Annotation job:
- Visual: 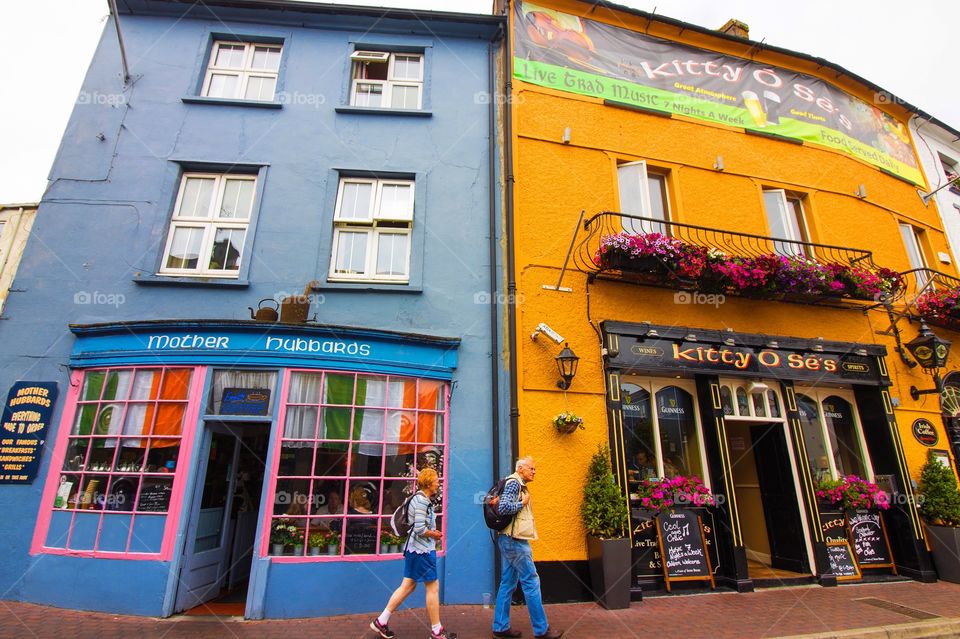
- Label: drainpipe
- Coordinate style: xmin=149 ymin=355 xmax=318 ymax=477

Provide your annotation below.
xmin=107 ymin=0 xmax=132 ymax=84
xmin=503 ymin=0 xmax=520 ymax=464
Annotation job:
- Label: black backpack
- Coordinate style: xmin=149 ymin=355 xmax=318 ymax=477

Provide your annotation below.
xmin=482 ymin=477 xmax=520 ymax=531
xmin=390 ymin=491 xmax=421 ymax=538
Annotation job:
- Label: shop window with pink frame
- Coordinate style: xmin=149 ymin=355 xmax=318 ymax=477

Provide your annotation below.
xmin=42 ymin=367 xmax=195 ymax=555
xmin=269 ymin=370 xmax=447 ymax=558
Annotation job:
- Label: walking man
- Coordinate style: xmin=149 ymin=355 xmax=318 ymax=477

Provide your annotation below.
xmin=371 ymin=467 xmax=456 ymax=639
xmin=492 ymin=456 xmax=562 ymax=639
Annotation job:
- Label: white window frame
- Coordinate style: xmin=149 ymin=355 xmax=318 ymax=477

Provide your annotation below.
xmin=763 ymin=189 xmax=810 ymax=258
xmin=201 ymin=41 xmax=282 ymax=101
xmin=349 ymin=51 xmax=423 ymax=110
xmin=329 ymin=177 xmax=414 ymax=283
xmin=718 ymin=381 xmax=785 ymax=422
xmin=620 ymin=376 xmax=710 ymax=487
xmin=794 ymin=387 xmax=874 ymax=482
xmin=617 ymin=161 xmax=670 ymax=235
xmin=159 ymin=173 xmax=256 ymax=278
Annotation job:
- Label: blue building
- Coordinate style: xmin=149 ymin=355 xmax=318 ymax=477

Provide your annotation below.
xmin=0 ymin=0 xmax=504 ymax=619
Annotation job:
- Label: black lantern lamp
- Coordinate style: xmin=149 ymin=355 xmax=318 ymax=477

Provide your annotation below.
xmin=906 ymin=321 xmax=952 ymax=400
xmin=555 ymin=343 xmax=579 ymax=390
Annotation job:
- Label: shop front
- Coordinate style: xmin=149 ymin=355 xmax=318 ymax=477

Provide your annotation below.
xmin=26 ymin=320 xmax=462 ymax=618
xmin=601 ymin=320 xmax=936 ymax=594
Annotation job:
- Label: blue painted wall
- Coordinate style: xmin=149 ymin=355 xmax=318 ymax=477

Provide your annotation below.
xmin=0 ymin=2 xmax=502 ymax=618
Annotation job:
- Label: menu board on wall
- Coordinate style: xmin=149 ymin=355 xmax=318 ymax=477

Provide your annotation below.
xmin=0 ymin=382 xmax=59 ymax=483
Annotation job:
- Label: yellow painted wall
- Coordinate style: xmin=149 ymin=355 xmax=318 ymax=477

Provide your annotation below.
xmin=507 ymin=0 xmax=960 ymax=563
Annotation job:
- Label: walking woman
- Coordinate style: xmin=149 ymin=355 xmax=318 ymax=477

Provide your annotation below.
xmin=371 ymin=467 xmax=456 ymax=639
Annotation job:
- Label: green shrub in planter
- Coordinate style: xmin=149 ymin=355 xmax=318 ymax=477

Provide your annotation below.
xmin=581 ymin=445 xmax=631 ymax=609
xmin=918 ymin=450 xmax=960 ymax=583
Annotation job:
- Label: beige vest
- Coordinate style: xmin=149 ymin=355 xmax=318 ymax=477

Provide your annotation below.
xmin=504 ymin=472 xmax=538 ymax=541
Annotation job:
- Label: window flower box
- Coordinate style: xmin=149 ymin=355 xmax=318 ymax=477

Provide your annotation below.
xmin=916 ymin=288 xmax=960 ymax=330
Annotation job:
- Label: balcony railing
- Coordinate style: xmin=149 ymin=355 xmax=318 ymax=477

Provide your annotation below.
xmin=571 ymin=211 xmax=900 ymax=306
xmin=902 ymin=268 xmax=960 ymax=330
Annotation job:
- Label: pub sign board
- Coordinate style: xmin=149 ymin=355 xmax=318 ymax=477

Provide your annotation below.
xmin=221 ymin=388 xmax=272 ymax=416
xmin=612 ymin=339 xmax=882 ymax=385
xmin=0 ymin=382 xmax=59 ymax=483
xmin=912 ymin=418 xmax=939 ymax=447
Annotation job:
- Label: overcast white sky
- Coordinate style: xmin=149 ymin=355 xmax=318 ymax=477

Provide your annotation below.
xmin=1 ymin=0 xmax=958 ymax=203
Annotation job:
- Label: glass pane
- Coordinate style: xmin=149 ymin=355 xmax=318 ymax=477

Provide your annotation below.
xmin=79 ymin=474 xmax=109 ymax=511
xmin=288 ymin=372 xmax=322 ymax=404
xmin=219 ymin=179 xmax=255 ymax=219
xmin=178 ymin=177 xmax=216 ymax=217
xmin=87 ymin=443 xmax=115 ymax=471
xmin=278 ymin=441 xmax=316 ymax=476
xmin=152 ymin=403 xmax=185 ymax=436
xmin=145 ymin=439 xmax=180 ymax=473
xmin=354 ymin=59 xmax=388 ymax=80
xmin=384 ymin=449 xmax=416 ymax=478
xmin=121 ymin=402 xmax=151 ymax=443
xmin=751 ymin=392 xmax=767 ymax=417
xmin=105 ymin=475 xmax=139 ymax=512
xmin=343 ymin=516 xmax=378 ymax=555
xmin=822 ymin=396 xmax=866 ymax=478
xmin=900 ymin=223 xmax=926 ymax=271
xmin=797 ymin=394 xmax=831 ymax=482
xmin=736 ymin=387 xmax=749 ymax=415
xmin=81 ymin=371 xmax=106 ymax=401
xmin=161 ymin=369 xmax=191 ymax=400
xmin=102 ymin=370 xmax=133 ymax=401
xmin=207 ymin=73 xmax=239 ymax=98
xmin=53 ymin=474 xmax=81 ymax=508
xmin=165 ymin=226 xmax=204 ymax=269
xmin=764 ymin=190 xmax=803 ymax=257
xmin=251 ymin=46 xmax=281 ymax=71
xmin=375 ymin=233 xmax=408 ymax=276
xmin=719 ymin=386 xmax=734 ymax=416
xmin=381 ymin=479 xmax=412 ymax=514
xmin=63 ymin=439 xmax=91 ymax=471
xmin=325 ymin=374 xmax=355 ymax=405
xmin=72 ymin=404 xmax=99 ymax=436
xmin=655 ymin=386 xmax=702 ymax=479
xmin=274 ymin=478 xmax=311 ymax=516
xmin=646 ymin=173 xmax=668 ymax=222
xmin=311 ymin=479 xmax=346 ymax=516
xmin=617 ymin=163 xmax=646 ymax=217
xmin=244 ymin=75 xmax=276 ymax=101
xmin=339 ymin=182 xmax=374 ymax=220
xmin=92 ymin=403 xmax=123 ymax=437
xmin=334 ymin=232 xmax=368 ymax=275
xmin=313 ymin=448 xmax=347 ymax=477
xmin=390 ymin=84 xmax=419 ymax=109
xmin=351 ymin=443 xmax=383 ymax=476
xmin=284 ymin=406 xmax=319 ymax=439
xmin=136 ymin=478 xmax=173 ymax=512
xmin=114 ymin=442 xmax=145 ymax=472
xmin=322 ymin=407 xmax=355 ymax=441
xmin=378 ymin=183 xmax=413 ymax=219
xmin=768 ymin=392 xmax=781 ymax=418
xmin=353 ymin=82 xmax=383 ymax=107
xmin=208 ymin=227 xmax=245 ymax=271
xmin=209 ymin=369 xmax=277 ymax=414
xmin=620 ymin=383 xmax=657 ymax=487
xmin=214 ymin=43 xmax=245 ymax=68
xmin=392 ymin=55 xmax=421 ymax=80
xmin=130 ymin=369 xmax=160 ymax=400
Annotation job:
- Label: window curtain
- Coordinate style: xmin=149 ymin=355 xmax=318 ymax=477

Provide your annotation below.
xmin=210 ymin=369 xmax=276 ymax=414
xmin=285 ymin=372 xmax=322 ymax=446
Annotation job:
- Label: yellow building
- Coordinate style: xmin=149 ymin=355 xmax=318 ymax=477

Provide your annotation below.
xmin=498 ymin=0 xmax=959 ymax=599
xmin=0 ymin=204 xmax=38 ymax=316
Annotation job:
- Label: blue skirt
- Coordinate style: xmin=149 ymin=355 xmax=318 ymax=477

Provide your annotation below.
xmin=403 ymin=550 xmax=438 ymax=582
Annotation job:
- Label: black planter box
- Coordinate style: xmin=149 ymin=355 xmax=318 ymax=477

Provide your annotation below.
xmin=926 ymin=524 xmax=960 ymax=583
xmin=587 ymin=536 xmax=632 ymax=609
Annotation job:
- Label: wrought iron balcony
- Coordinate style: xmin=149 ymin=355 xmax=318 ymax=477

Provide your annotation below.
xmin=570 ymin=211 xmax=901 ymax=306
xmin=901 ymin=268 xmax=960 ymax=330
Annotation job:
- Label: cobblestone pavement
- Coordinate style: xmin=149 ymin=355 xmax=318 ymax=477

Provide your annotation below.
xmin=4 ymin=581 xmax=960 ymax=639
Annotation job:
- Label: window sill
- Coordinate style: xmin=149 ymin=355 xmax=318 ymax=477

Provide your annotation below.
xmin=334 ymin=106 xmax=432 ymax=118
xmin=318 ymin=280 xmax=422 ymax=293
xmin=134 ymin=274 xmax=250 ymax=288
xmin=182 ymin=96 xmax=283 ymax=109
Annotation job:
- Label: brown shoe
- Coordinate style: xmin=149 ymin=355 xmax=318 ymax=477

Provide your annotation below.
xmin=534 ymin=630 xmax=563 ymax=639
xmin=493 ymin=630 xmax=522 ymax=638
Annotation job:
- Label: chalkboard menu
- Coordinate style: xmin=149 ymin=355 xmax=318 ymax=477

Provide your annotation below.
xmin=220 ymin=388 xmax=271 ymax=416
xmin=818 ymin=510 xmax=848 ymax=544
xmin=344 ymin=521 xmax=378 ymax=554
xmin=655 ymin=509 xmax=715 ymax=591
xmin=138 ymin=481 xmax=173 ymax=512
xmin=631 ymin=507 xmax=719 ymax=583
xmin=0 ymin=382 xmax=59 ymax=483
xmin=826 ymin=542 xmax=860 ymax=580
xmin=847 ymin=509 xmax=896 ymax=571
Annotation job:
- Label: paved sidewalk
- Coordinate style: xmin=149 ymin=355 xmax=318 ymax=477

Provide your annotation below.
xmin=4 ymin=581 xmax=960 ymax=639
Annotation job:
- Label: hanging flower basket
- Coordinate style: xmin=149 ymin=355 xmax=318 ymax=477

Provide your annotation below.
xmin=553 ymin=412 xmax=584 ymax=434
xmin=815 ymin=475 xmax=890 ymax=511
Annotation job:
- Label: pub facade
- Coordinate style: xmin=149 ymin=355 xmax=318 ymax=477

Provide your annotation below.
xmin=498 ymin=0 xmax=958 ymax=599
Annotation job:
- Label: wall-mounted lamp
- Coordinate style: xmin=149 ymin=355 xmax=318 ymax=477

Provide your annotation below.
xmin=855 ymin=184 xmax=867 ymax=199
xmin=684 ymin=333 xmax=698 ymax=342
xmin=747 ymin=381 xmax=770 ymax=393
xmin=723 ymin=337 xmax=736 ymax=346
xmin=713 ymin=155 xmax=725 ymax=171
xmin=811 ymin=337 xmax=825 ymax=352
xmin=765 ymin=340 xmax=779 ymax=349
xmin=556 ymin=343 xmax=580 ymax=390
xmin=646 ymin=328 xmax=659 ymax=337
xmin=906 ymin=321 xmax=952 ymax=400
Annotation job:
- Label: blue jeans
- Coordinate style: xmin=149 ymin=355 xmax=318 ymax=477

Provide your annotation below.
xmin=493 ymin=534 xmax=548 ymax=635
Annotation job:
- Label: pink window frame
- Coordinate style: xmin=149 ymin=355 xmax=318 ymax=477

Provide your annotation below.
xmin=30 ymin=366 xmax=206 ymax=560
xmin=262 ymin=368 xmax=451 ymax=562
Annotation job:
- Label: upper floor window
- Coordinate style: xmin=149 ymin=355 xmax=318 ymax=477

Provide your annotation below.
xmin=329 ymin=177 xmax=413 ymax=283
xmin=763 ymin=189 xmax=809 ymax=257
xmin=617 ymin=161 xmax=670 ymax=234
xmin=159 ymin=173 xmax=256 ymax=278
xmin=900 ymin=222 xmax=927 ymax=271
xmin=939 ymin=153 xmax=960 ymax=194
xmin=350 ymin=51 xmax=423 ymax=109
xmin=202 ymin=41 xmax=282 ymax=101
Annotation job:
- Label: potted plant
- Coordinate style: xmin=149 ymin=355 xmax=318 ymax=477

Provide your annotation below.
xmin=554 ymin=411 xmax=584 ymax=435
xmin=291 ymin=527 xmax=305 ymax=555
xmin=389 ymin=533 xmax=401 ymax=554
xmin=326 ymin=530 xmax=340 ymax=555
xmin=815 ymin=475 xmax=890 ymax=512
xmin=918 ymin=450 xmax=960 ymax=583
xmin=308 ymin=531 xmax=326 ymax=556
xmin=635 ymin=475 xmax=715 ymax=512
xmin=582 ymin=444 xmax=630 ymax=609
xmin=270 ymin=518 xmax=294 ymax=555
xmin=380 ymin=529 xmax=393 ymax=554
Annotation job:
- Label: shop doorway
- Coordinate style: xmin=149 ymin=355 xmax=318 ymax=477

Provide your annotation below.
xmin=174 ymin=422 xmax=269 ymax=615
xmin=725 ymin=419 xmax=811 ymax=581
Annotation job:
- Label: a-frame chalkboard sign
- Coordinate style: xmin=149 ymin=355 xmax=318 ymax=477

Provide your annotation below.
xmin=655 ymin=509 xmax=716 ymax=592
xmin=846 ymin=509 xmax=896 ymax=574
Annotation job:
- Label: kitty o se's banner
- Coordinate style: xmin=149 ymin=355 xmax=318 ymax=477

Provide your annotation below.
xmin=514 ymin=1 xmax=922 ymax=185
